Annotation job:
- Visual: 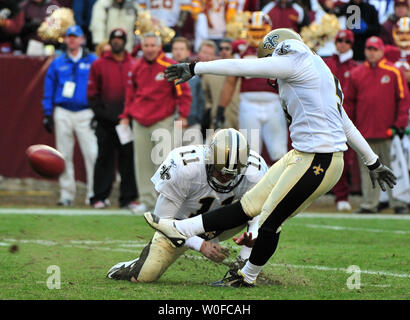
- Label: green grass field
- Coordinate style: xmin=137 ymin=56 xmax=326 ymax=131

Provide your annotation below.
xmin=0 ymin=209 xmax=409 ymax=300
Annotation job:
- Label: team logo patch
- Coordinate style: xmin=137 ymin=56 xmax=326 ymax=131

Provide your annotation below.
xmin=79 ymin=63 xmax=91 ymax=70
xmin=159 ymin=160 xmax=176 ymax=180
xmin=313 ymin=164 xmax=324 ymax=176
xmin=263 ymin=34 xmax=279 ymax=50
xmin=381 ymin=75 xmax=390 ymax=84
xmin=160 ymin=164 xmax=171 ymax=180
xmin=155 ymin=72 xmax=165 ymax=81
xmin=275 ymin=43 xmax=290 ymax=55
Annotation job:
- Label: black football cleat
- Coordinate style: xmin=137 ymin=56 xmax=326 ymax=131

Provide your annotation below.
xmin=106 ymin=258 xmax=139 ymax=281
xmin=210 ymin=269 xmax=255 ymax=288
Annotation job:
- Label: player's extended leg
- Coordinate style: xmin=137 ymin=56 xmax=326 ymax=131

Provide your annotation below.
xmin=144 ymin=152 xmax=291 ymax=246
xmin=237 ymin=151 xmax=344 ymax=285
xmin=107 ymin=232 xmax=187 ymax=282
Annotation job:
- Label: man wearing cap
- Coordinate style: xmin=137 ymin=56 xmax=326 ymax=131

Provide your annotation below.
xmin=119 ymin=32 xmax=192 ymax=212
xmin=324 ymin=29 xmax=359 ymax=212
xmin=344 ymin=36 xmax=410 ymax=214
xmin=87 ymin=28 xmax=144 ymax=212
xmin=380 ymin=0 xmax=409 ymax=46
xmin=42 ymin=25 xmax=98 ymax=206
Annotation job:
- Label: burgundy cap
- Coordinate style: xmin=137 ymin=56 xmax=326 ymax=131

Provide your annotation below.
xmin=365 ymin=36 xmax=384 ymax=50
xmin=395 ymin=0 xmax=408 ymax=7
xmin=335 ymin=29 xmax=354 ymax=43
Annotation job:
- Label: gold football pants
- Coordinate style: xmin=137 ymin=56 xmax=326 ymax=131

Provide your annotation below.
xmin=241 ymin=149 xmax=344 ymax=231
xmin=131 ymin=225 xmax=246 ymax=282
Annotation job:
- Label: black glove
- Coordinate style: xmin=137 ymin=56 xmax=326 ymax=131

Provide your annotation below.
xmin=213 ymin=106 xmax=225 ymax=129
xmin=164 ymin=62 xmax=196 ymax=85
xmin=368 ymin=160 xmax=397 ymax=192
xmin=43 ymin=115 xmax=53 ymax=134
xmin=390 ymin=126 xmax=405 ymax=139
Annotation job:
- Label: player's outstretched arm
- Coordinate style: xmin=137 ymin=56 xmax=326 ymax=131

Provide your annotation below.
xmin=165 ymin=56 xmax=295 ymax=84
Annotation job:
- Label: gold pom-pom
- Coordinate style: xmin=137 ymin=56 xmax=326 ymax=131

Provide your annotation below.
xmin=300 ymin=14 xmax=340 ymax=51
xmin=37 ymin=8 xmax=75 ymax=43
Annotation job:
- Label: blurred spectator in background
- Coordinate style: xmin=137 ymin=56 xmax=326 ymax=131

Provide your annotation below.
xmin=309 ymin=0 xmax=347 ymax=58
xmin=217 ymin=38 xmax=239 ymax=130
xmin=56 ymin=0 xmax=72 ymax=7
xmin=20 ymin=0 xmax=60 ymax=53
xmin=385 ymin=17 xmax=410 ymax=85
xmin=171 ymin=36 xmax=204 ymax=146
xmin=345 ymin=36 xmax=410 ymax=214
xmin=199 ymin=39 xmax=240 ymax=138
xmin=0 ymin=0 xmax=24 ymax=53
xmin=324 ymin=29 xmax=359 ymax=211
xmin=73 ymin=0 xmax=97 ymax=51
xmin=262 ymin=0 xmax=309 ymax=32
xmin=87 ymin=28 xmax=142 ymax=212
xmin=216 ymin=12 xmax=288 ymax=165
xmin=226 ymin=0 xmax=262 ymax=20
xmin=95 ymin=39 xmax=110 ymax=56
xmin=336 ymin=0 xmax=380 ymax=61
xmin=138 ymin=0 xmax=191 ymax=33
xmin=368 ymin=0 xmax=396 ymax=25
xmin=42 ymin=25 xmax=98 ymax=206
xmin=119 ymin=32 xmax=191 ymax=211
xmin=193 ymin=0 xmax=227 ymax=47
xmin=89 ymin=0 xmax=138 ymax=52
xmin=380 ymin=0 xmax=409 ymax=46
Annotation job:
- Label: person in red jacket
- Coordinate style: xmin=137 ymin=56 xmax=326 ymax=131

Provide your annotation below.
xmin=324 ymin=29 xmax=359 ymax=211
xmin=262 ymin=0 xmax=308 ymax=33
xmin=119 ymin=32 xmax=192 ymax=211
xmin=87 ymin=28 xmax=142 ymax=212
xmin=344 ymin=36 xmax=410 ymax=214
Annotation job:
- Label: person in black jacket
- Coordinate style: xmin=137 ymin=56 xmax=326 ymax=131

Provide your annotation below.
xmin=335 ymin=0 xmax=381 ymax=61
xmin=87 ymin=28 xmax=142 ymax=212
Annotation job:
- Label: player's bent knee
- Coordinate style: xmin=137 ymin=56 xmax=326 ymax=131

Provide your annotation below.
xmin=240 ymin=196 xmax=262 ymax=218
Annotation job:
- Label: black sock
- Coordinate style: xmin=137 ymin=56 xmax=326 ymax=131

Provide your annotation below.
xmin=202 ymin=201 xmax=251 ymax=232
xmin=249 ymin=230 xmax=281 ymax=266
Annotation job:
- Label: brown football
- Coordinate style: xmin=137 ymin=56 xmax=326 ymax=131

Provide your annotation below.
xmin=26 ymin=144 xmax=65 ymax=178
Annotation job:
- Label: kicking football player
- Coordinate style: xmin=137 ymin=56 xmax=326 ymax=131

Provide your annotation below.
xmin=107 ymin=128 xmax=268 ymax=283
xmin=144 ymin=28 xmax=398 ymax=287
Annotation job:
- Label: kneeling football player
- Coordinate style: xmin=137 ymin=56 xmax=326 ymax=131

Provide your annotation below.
xmin=106 ymin=128 xmax=268 ymax=283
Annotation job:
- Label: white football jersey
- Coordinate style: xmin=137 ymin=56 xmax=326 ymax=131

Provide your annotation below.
xmin=195 ymin=40 xmax=352 ymax=154
xmin=138 ymin=0 xmax=191 ymax=27
xmin=273 ymin=40 xmax=348 ymax=153
xmin=151 ymin=145 xmax=268 ymax=220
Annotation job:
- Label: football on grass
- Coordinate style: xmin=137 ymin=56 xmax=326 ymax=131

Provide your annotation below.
xmin=26 ymin=144 xmax=65 ymax=178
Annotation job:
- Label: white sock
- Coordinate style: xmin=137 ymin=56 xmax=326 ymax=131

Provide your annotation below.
xmin=175 ymin=215 xmax=205 ymax=238
xmin=240 ymin=261 xmax=263 ymax=284
xmin=238 ymin=246 xmax=252 ymax=261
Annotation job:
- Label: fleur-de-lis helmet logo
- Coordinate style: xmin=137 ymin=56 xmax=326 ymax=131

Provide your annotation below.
xmin=263 ymin=34 xmax=279 ymax=50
